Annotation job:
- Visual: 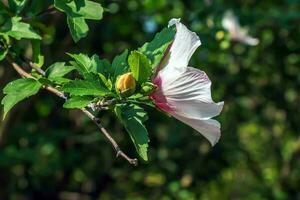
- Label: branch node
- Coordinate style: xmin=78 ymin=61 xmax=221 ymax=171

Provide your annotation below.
xmin=131 ymin=158 xmax=138 ymax=166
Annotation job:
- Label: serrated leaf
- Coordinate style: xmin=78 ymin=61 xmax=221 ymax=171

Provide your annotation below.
xmin=1 ymin=78 xmax=42 ymax=119
xmin=62 ymin=79 xmax=111 ymax=96
xmin=63 ymin=96 xmax=94 ymax=109
xmin=46 ymin=62 xmax=75 ymax=79
xmin=49 ymin=77 xmax=72 ymax=84
xmin=2 ymin=17 xmax=41 ymax=40
xmin=90 ymin=54 xmax=110 ymax=76
xmin=67 ymin=53 xmax=99 ymax=79
xmin=110 ymin=49 xmax=129 ymax=83
xmin=128 ymin=50 xmax=152 ymax=84
xmin=54 ymin=0 xmax=103 ymax=20
xmin=67 ymin=16 xmax=89 ymax=43
xmin=99 ymin=73 xmax=112 ymax=90
xmin=115 ymin=103 xmax=149 ymax=161
xmin=8 ymin=0 xmax=28 ymax=14
xmin=140 ymin=27 xmax=175 ymax=69
xmin=32 ymin=40 xmax=44 ymax=67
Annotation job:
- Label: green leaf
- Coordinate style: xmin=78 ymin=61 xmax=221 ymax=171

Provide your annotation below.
xmin=128 ymin=50 xmax=152 ymax=84
xmin=49 ymin=77 xmax=71 ymax=84
xmin=0 ymin=33 xmax=10 ymax=61
xmin=32 ymin=40 xmax=44 ymax=67
xmin=67 ymin=53 xmax=99 ymax=79
xmin=8 ymin=0 xmax=28 ymax=14
xmin=46 ymin=62 xmax=75 ymax=78
xmin=54 ymin=0 xmax=103 ymax=20
xmin=68 ymin=53 xmax=110 ymax=75
xmin=37 ymin=77 xmax=53 ymax=86
xmin=2 ymin=17 xmax=42 ymax=40
xmin=90 ymin=54 xmax=110 ymax=76
xmin=110 ymin=49 xmax=129 ymax=83
xmin=62 ymin=79 xmax=111 ymax=96
xmin=67 ymin=16 xmax=89 ymax=43
xmin=115 ymin=103 xmax=149 ymax=161
xmin=1 ymin=78 xmax=42 ymax=119
xmin=139 ymin=27 xmax=175 ymax=69
xmin=45 ymin=62 xmax=75 ymax=84
xmin=63 ymin=96 xmax=94 ymax=109
xmin=98 ymin=73 xmax=112 ymax=90
xmin=54 ymin=0 xmax=103 ymax=42
xmin=0 ymin=48 xmax=8 ymax=61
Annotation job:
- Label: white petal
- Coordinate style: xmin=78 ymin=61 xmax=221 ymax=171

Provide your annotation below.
xmin=222 ymin=11 xmax=259 ymax=46
xmin=169 ymin=99 xmax=223 ymax=120
xmin=168 ymin=18 xmax=181 ymax=27
xmin=173 ymin=115 xmax=221 ymax=146
xmin=240 ymin=35 xmax=259 ymax=46
xmin=222 ymin=10 xmax=240 ymax=34
xmin=160 ymin=19 xmax=201 ymax=77
xmin=161 ymin=67 xmax=223 ymax=119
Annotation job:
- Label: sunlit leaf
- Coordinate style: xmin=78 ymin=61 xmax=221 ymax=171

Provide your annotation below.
xmin=63 ymin=96 xmax=94 ymax=109
xmin=2 ymin=17 xmax=41 ymax=40
xmin=140 ymin=27 xmax=175 ymax=69
xmin=67 ymin=16 xmax=89 ymax=43
xmin=110 ymin=49 xmax=129 ymax=83
xmin=128 ymin=50 xmax=152 ymax=84
xmin=62 ymin=79 xmax=111 ymax=96
xmin=54 ymin=0 xmax=103 ymax=20
xmin=115 ymin=103 xmax=149 ymax=161
xmin=1 ymin=78 xmax=42 ymax=119
xmin=32 ymin=40 xmax=44 ymax=67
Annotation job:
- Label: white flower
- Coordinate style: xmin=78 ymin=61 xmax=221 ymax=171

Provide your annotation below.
xmin=222 ymin=11 xmax=259 ymax=46
xmin=150 ymin=19 xmax=224 ymax=146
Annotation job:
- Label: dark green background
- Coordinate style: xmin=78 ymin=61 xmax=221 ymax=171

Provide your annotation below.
xmin=0 ymin=0 xmax=300 ymax=199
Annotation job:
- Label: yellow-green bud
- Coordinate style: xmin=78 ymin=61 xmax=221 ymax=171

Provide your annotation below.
xmin=116 ymin=72 xmax=136 ymax=96
xmin=141 ymin=82 xmax=156 ymax=95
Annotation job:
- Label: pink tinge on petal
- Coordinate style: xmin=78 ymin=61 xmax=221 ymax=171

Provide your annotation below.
xmin=150 ymin=76 xmax=174 ymax=113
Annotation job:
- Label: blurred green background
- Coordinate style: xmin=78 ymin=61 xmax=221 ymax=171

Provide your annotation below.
xmin=1 ymin=0 xmax=300 ymax=199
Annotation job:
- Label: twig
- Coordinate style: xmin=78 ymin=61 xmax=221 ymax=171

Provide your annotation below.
xmin=7 ymin=57 xmax=67 ymax=99
xmin=6 ymin=58 xmax=138 ymax=166
xmin=24 ymin=5 xmax=58 ymax=20
xmin=29 ymin=61 xmax=46 ymax=76
xmin=81 ymin=108 xmax=138 ymax=165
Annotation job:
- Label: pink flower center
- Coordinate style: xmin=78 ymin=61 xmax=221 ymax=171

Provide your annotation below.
xmin=150 ymin=76 xmax=173 ymax=112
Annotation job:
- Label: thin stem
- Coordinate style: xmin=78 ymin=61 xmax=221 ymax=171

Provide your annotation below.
xmin=81 ymin=108 xmax=138 ymax=165
xmin=8 ymin=58 xmax=33 ymax=78
xmin=6 ymin=58 xmax=138 ymax=166
xmin=29 ymin=61 xmax=46 ymax=76
xmin=24 ymin=5 xmax=58 ymax=20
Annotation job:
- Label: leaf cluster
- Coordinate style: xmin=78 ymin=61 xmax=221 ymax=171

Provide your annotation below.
xmin=0 ymin=5 xmax=176 ymax=160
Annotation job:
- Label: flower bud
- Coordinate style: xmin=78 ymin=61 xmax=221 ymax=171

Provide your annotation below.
xmin=116 ymin=72 xmax=136 ymax=96
xmin=141 ymin=82 xmax=156 ymax=95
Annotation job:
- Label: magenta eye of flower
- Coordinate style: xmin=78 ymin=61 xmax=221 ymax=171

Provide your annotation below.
xmin=151 ymin=18 xmax=224 ymax=146
xmin=150 ymin=76 xmax=174 ymax=112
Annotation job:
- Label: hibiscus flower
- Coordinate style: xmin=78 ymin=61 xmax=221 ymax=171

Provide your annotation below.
xmin=150 ymin=19 xmax=224 ymax=146
xmin=222 ymin=10 xmax=259 ymax=46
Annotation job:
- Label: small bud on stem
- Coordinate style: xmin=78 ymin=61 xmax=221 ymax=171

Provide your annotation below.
xmin=116 ymin=72 xmax=136 ymax=97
